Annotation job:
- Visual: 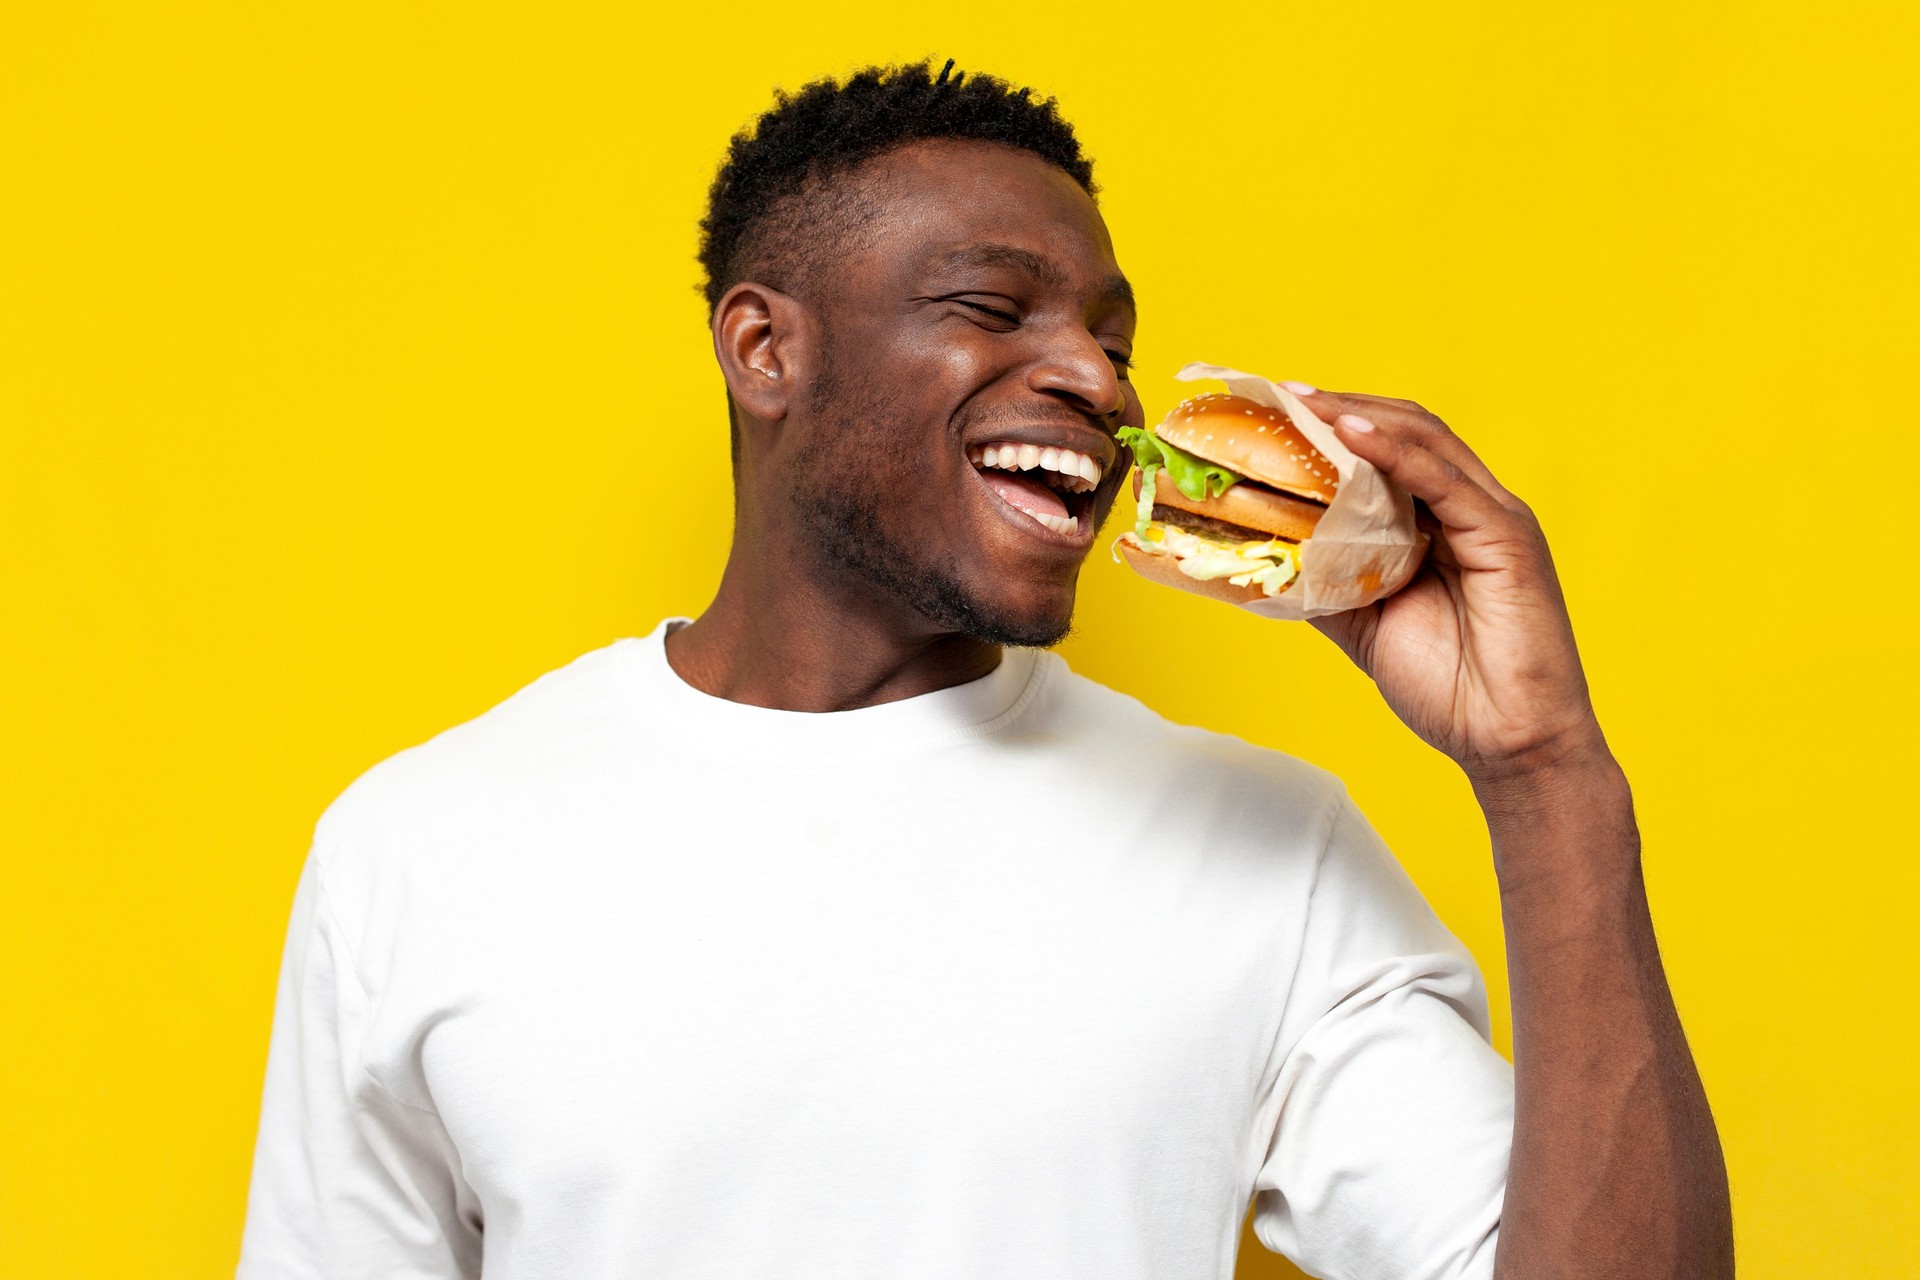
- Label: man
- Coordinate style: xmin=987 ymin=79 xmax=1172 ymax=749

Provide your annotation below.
xmin=239 ymin=62 xmax=1733 ymax=1279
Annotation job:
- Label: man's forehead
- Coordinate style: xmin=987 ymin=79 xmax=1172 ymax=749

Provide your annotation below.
xmin=832 ymin=141 xmax=1122 ymax=288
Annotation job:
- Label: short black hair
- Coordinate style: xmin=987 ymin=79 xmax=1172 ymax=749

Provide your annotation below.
xmin=697 ymin=59 xmax=1096 ymax=316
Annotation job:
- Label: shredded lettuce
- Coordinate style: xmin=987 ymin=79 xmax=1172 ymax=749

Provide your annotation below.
xmin=1131 ymin=464 xmax=1159 ymax=538
xmin=1123 ymin=526 xmax=1302 ymax=597
xmin=1116 ymin=426 xmax=1242 ymax=503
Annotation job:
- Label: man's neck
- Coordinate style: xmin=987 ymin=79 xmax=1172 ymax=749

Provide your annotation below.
xmin=664 ymin=554 xmax=1003 ymax=713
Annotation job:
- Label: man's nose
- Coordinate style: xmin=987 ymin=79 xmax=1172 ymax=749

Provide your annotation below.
xmin=1026 ymin=329 xmax=1125 ymax=422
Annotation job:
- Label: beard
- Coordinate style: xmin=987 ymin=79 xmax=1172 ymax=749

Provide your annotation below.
xmin=788 ymin=340 xmax=1075 ymax=649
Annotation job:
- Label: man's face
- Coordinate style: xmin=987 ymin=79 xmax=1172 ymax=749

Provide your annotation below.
xmin=778 ymin=139 xmax=1144 ymax=647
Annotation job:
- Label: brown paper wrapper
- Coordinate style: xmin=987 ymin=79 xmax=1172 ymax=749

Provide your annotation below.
xmin=1122 ymin=362 xmax=1429 ymax=620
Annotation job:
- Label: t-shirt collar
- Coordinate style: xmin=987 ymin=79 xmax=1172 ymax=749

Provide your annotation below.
xmin=615 ymin=617 xmax=1049 ymax=762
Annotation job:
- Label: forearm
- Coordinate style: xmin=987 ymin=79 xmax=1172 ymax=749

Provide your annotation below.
xmin=1477 ymin=750 xmax=1733 ymax=1280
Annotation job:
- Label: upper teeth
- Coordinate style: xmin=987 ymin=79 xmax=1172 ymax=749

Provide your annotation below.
xmin=966 ymin=441 xmax=1104 ymax=492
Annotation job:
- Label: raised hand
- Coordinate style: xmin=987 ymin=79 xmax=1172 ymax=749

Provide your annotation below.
xmin=1296 ymin=389 xmax=1608 ymax=783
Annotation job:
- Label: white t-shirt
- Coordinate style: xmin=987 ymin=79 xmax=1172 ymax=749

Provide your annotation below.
xmin=239 ymin=619 xmax=1512 ymax=1280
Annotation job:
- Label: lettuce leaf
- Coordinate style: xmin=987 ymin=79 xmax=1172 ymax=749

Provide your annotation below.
xmin=1116 ymin=425 xmax=1242 ymax=503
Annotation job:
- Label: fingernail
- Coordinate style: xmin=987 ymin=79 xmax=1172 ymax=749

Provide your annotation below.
xmin=1336 ymin=413 xmax=1375 ymax=433
xmin=1280 ymin=380 xmax=1317 ymax=395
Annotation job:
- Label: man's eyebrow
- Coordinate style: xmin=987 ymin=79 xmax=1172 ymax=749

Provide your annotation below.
xmin=932 ymin=243 xmax=1136 ymax=314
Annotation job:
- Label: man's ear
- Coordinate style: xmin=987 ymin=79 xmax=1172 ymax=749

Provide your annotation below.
xmin=711 ymin=281 xmax=814 ymax=423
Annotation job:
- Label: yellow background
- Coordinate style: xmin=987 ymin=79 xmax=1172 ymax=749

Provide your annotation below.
xmin=4 ymin=2 xmax=1915 ymax=1276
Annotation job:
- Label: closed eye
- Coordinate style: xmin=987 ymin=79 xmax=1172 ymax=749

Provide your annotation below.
xmin=951 ymin=297 xmax=1132 ymax=378
xmin=957 ymin=299 xmax=1020 ymax=325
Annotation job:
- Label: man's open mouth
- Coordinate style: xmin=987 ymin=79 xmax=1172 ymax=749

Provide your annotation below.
xmin=966 ymin=441 xmax=1105 ymax=538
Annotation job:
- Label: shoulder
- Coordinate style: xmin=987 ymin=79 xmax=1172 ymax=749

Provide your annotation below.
xmin=1030 ymin=652 xmax=1351 ymax=837
xmin=311 ymin=638 xmax=644 ymax=865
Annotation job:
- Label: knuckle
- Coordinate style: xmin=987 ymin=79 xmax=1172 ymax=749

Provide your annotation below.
xmin=1404 ymin=399 xmax=1444 ymax=427
xmin=1492 ymin=523 xmax=1548 ymax=567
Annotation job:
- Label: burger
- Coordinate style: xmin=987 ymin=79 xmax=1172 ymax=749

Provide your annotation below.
xmin=1114 ymin=392 xmax=1338 ymax=602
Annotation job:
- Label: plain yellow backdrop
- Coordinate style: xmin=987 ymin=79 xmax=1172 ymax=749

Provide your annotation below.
xmin=3 ymin=2 xmax=1915 ymax=1276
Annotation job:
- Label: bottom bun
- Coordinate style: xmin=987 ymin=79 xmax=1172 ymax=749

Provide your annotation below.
xmin=1116 ymin=538 xmax=1290 ymax=606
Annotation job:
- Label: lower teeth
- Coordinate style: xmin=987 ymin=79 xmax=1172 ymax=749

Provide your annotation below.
xmin=1032 ymin=512 xmax=1079 ymax=536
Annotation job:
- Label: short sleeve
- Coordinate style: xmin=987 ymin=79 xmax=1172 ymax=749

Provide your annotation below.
xmin=1250 ymin=793 xmax=1513 ymax=1280
xmin=237 ymin=846 xmax=483 ymax=1279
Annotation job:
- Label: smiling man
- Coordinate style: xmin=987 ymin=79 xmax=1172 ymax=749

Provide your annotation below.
xmin=239 ymin=63 xmax=1733 ymax=1280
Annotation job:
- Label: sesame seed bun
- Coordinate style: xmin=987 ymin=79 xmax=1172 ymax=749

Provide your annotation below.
xmin=1116 ymin=536 xmax=1280 ymax=605
xmin=1154 ymin=392 xmax=1340 ymax=505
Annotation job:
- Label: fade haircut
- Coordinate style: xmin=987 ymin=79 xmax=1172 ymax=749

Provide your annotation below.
xmin=697 ymin=59 xmax=1097 ymax=318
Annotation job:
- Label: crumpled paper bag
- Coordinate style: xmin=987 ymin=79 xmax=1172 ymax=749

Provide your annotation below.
xmin=1129 ymin=362 xmax=1430 ymax=620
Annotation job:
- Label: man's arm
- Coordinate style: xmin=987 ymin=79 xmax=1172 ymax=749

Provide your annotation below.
xmin=1291 ymin=385 xmax=1733 ymax=1278
xmin=1475 ymin=742 xmax=1732 ymax=1278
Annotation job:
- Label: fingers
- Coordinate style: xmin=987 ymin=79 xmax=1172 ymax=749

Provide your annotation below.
xmin=1295 ymin=388 xmax=1525 ymax=514
xmin=1329 ymin=411 xmax=1517 ymax=546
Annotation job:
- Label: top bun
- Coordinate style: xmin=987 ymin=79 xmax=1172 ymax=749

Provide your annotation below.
xmin=1155 ymin=392 xmax=1339 ymax=505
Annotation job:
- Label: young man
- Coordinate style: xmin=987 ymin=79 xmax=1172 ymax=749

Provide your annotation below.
xmin=239 ymin=63 xmax=1733 ymax=1279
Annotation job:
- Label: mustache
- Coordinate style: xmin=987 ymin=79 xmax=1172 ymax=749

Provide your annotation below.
xmin=958 ymin=403 xmax=1109 ymax=434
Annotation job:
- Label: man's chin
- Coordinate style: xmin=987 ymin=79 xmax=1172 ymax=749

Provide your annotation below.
xmin=955 ymin=600 xmax=1075 ymax=649
xmin=797 ymin=489 xmax=1081 ymax=647
xmin=904 ymin=574 xmax=1076 ymax=648
xmin=829 ymin=545 xmax=1074 ymax=647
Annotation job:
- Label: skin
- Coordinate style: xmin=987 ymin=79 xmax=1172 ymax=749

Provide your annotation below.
xmin=669 ymin=140 xmax=1140 ymax=708
xmin=1304 ymin=395 xmax=1735 ymax=1278
xmin=668 ymin=138 xmax=1734 ymax=1276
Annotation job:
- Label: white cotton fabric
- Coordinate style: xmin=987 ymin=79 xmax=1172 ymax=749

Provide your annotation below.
xmin=238 ymin=618 xmax=1513 ymax=1280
